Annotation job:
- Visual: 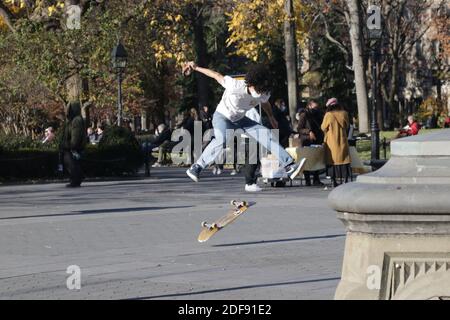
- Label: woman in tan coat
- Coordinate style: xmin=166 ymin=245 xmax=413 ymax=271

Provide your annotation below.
xmin=321 ymin=98 xmax=351 ymax=187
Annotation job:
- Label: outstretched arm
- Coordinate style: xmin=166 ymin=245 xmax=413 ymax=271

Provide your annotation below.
xmin=184 ymin=61 xmax=224 ymax=86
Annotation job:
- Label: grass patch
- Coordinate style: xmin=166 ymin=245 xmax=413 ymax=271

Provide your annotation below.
xmin=356 ymin=129 xmax=443 ymax=161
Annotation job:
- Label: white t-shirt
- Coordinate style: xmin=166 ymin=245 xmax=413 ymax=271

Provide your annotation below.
xmin=216 ymin=76 xmax=270 ymax=122
xmin=245 ymin=107 xmax=261 ymax=123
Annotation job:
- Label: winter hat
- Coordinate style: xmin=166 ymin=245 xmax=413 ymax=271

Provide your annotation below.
xmin=326 ymin=98 xmax=338 ymax=107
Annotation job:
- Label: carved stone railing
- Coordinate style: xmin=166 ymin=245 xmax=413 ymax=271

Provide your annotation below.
xmin=329 ymin=130 xmax=450 ymax=300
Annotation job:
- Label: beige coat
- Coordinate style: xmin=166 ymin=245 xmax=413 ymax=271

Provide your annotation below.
xmin=321 ymin=110 xmax=351 ymax=165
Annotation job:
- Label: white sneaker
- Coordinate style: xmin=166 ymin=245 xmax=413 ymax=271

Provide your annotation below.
xmin=230 ymin=170 xmax=237 ymax=176
xmin=245 ymin=184 xmax=262 ymax=192
xmin=152 ymin=162 xmax=162 ymax=168
xmin=286 ymin=158 xmax=307 ymax=180
xmin=216 ymin=168 xmax=223 ymax=175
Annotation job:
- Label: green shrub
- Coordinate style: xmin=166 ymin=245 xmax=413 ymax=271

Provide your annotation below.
xmin=81 ymin=126 xmax=143 ymax=176
xmin=136 ymin=134 xmax=157 ymax=145
xmin=0 ymin=134 xmax=41 ymax=150
xmin=100 ymin=126 xmax=140 ymax=147
xmin=0 ymin=149 xmax=59 ymax=179
xmin=0 ymin=133 xmax=59 ymax=151
xmin=0 ymin=127 xmax=144 ymax=180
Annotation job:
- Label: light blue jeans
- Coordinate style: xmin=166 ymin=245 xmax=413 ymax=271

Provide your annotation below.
xmin=196 ymin=112 xmax=293 ymax=168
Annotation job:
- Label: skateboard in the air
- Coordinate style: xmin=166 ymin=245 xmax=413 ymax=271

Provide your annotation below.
xmin=197 ymin=200 xmax=255 ymax=243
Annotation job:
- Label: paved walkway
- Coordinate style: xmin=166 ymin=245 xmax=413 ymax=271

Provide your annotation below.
xmin=0 ymin=168 xmax=345 ymax=300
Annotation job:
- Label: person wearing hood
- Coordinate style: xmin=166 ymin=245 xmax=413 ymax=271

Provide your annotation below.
xmin=321 ymin=98 xmax=351 ymax=187
xmin=61 ymin=101 xmax=86 ymax=188
xmin=297 ymin=99 xmax=325 ymax=186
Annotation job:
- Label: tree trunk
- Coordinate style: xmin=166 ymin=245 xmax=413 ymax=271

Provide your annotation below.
xmin=66 ymin=70 xmax=82 ymax=103
xmin=388 ymin=57 xmax=399 ymax=122
xmin=436 ymin=78 xmax=442 ymax=102
xmin=284 ymin=0 xmax=299 ymax=126
xmin=192 ymin=5 xmax=209 ymax=109
xmin=65 ymin=1 xmax=82 ymax=104
xmin=346 ymin=0 xmax=369 ymax=133
xmin=141 ymin=108 xmax=148 ymax=131
xmin=81 ymin=79 xmax=90 ymax=124
xmin=82 ymin=102 xmax=91 ymax=127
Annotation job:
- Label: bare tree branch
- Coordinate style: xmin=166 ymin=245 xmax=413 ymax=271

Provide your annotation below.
xmin=399 ymin=25 xmax=431 ymax=57
xmin=319 ymin=13 xmax=350 ymax=57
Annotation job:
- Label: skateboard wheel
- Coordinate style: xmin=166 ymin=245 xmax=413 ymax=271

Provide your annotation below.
xmin=232 ymin=200 xmax=245 ymax=208
xmin=275 ymin=181 xmax=286 ymax=188
xmin=201 ymin=221 xmax=208 ymax=228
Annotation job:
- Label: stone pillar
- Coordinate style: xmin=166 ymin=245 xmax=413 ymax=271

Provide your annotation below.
xmin=329 ymin=130 xmax=450 ymax=300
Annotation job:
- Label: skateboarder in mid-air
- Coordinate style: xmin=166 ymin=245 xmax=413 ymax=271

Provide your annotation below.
xmin=183 ymin=61 xmax=305 ymax=183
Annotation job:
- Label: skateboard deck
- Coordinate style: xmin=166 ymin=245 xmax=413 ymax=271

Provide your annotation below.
xmin=198 ymin=200 xmax=255 ymax=243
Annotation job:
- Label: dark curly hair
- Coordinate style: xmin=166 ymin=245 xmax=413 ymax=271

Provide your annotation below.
xmin=245 ymin=64 xmax=272 ymax=94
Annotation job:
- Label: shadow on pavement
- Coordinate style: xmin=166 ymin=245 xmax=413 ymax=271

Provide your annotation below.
xmin=0 ymin=206 xmax=193 ymax=220
xmin=127 ymin=277 xmax=341 ymax=300
xmin=212 ymin=234 xmax=346 ymax=247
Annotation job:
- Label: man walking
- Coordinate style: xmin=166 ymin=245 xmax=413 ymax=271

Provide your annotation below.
xmin=183 ymin=62 xmax=304 ymax=183
xmin=61 ymin=101 xmax=86 ymax=188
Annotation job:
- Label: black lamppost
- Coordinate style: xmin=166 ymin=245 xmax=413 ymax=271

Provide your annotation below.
xmin=367 ymin=5 xmax=382 ymax=161
xmin=111 ymin=41 xmax=128 ymax=127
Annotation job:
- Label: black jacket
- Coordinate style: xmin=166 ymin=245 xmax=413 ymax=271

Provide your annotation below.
xmin=62 ymin=102 xmax=86 ymax=152
xmin=199 ymin=109 xmax=213 ymax=131
xmin=297 ymin=108 xmax=324 ymax=146
xmin=179 ymin=117 xmax=195 ymax=136
xmin=272 ymin=106 xmax=292 ymax=139
xmin=153 ymin=128 xmax=172 ymax=147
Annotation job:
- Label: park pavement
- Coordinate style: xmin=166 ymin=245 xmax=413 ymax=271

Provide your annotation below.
xmin=0 ymin=168 xmax=345 ymax=300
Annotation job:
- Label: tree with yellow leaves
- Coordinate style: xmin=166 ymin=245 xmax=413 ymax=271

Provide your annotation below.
xmin=142 ymin=0 xmax=231 ymax=108
xmin=227 ymin=0 xmax=310 ymax=61
xmin=227 ymin=0 xmax=312 ymax=122
xmin=0 ymin=0 xmax=162 ymax=132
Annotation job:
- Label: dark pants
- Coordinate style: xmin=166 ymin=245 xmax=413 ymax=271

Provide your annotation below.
xmin=158 ymin=140 xmax=174 ymax=163
xmin=330 ymin=164 xmax=352 ymax=186
xmin=64 ymin=151 xmax=83 ymax=186
xmin=244 ymin=164 xmax=258 ymax=185
xmin=304 ymin=171 xmax=321 ymax=185
xmin=243 ymin=137 xmax=259 ymax=185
